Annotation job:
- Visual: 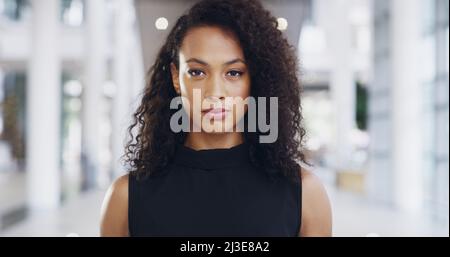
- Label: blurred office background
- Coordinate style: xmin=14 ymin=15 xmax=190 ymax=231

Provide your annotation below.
xmin=0 ymin=0 xmax=448 ymax=237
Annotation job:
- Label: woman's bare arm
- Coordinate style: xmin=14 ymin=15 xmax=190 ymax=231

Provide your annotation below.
xmin=100 ymin=174 xmax=129 ymax=237
xmin=299 ymin=169 xmax=332 ymax=237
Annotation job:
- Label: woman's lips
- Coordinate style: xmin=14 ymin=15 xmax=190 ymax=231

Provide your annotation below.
xmin=202 ymin=108 xmax=230 ymax=120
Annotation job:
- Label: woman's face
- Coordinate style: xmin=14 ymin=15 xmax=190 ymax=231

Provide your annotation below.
xmin=171 ymin=26 xmax=251 ymax=133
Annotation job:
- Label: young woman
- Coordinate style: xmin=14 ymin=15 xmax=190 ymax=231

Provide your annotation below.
xmin=100 ymin=0 xmax=331 ymax=237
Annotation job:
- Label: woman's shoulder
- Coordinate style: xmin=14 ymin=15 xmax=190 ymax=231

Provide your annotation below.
xmin=111 ymin=173 xmax=130 ymax=191
xmin=300 ymin=168 xmax=324 ymax=191
xmin=106 ymin=173 xmax=130 ymax=201
xmin=100 ymin=174 xmax=129 ymax=236
xmin=299 ymin=167 xmax=332 ymax=236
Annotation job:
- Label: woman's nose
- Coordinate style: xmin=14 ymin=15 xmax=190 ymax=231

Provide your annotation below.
xmin=204 ymin=75 xmax=226 ymax=100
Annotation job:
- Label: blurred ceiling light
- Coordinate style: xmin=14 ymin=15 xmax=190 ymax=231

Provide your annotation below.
xmin=64 ymin=80 xmax=83 ymax=97
xmin=62 ymin=0 xmax=84 ymax=26
xmin=155 ymin=17 xmax=169 ymax=30
xmin=277 ymin=17 xmax=288 ymax=31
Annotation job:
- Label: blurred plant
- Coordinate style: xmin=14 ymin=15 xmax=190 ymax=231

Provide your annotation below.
xmin=0 ymin=73 xmax=26 ymax=165
xmin=1 ymin=0 xmax=28 ymax=21
xmin=356 ymin=81 xmax=368 ymax=131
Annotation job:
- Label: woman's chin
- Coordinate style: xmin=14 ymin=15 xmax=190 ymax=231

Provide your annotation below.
xmin=191 ymin=122 xmax=237 ymax=133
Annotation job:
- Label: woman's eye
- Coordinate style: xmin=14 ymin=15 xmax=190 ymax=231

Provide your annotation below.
xmin=226 ymin=70 xmax=243 ymax=77
xmin=187 ymin=69 xmax=205 ymax=77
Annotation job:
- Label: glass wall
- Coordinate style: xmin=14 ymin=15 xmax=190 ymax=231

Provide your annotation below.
xmin=421 ymin=0 xmax=449 ymax=223
xmin=0 ymin=0 xmax=29 ymax=21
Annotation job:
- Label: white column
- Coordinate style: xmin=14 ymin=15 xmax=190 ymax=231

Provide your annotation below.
xmin=26 ymin=0 xmax=61 ymax=210
xmin=82 ymin=0 xmax=107 ymax=189
xmin=111 ymin=0 xmax=132 ymax=178
xmin=390 ymin=0 xmax=423 ymax=212
xmin=325 ymin=0 xmax=356 ymax=170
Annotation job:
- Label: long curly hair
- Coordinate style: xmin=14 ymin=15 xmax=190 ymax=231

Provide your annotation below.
xmin=124 ymin=0 xmax=309 ymax=183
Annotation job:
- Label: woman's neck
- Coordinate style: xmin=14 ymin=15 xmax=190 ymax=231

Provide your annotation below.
xmin=184 ymin=132 xmax=244 ymax=150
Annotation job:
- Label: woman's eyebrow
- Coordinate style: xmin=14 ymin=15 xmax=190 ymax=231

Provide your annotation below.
xmin=185 ymin=58 xmax=246 ymax=66
xmin=224 ymin=58 xmax=246 ymax=66
xmin=186 ymin=58 xmax=209 ymax=66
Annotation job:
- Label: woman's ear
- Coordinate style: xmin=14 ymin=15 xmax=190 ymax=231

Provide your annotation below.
xmin=170 ymin=63 xmax=181 ymax=95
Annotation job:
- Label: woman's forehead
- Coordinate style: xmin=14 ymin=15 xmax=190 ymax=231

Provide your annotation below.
xmin=180 ymin=26 xmax=245 ymax=64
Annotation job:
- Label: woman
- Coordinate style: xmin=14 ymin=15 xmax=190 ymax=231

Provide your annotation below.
xmin=100 ymin=0 xmax=331 ymax=237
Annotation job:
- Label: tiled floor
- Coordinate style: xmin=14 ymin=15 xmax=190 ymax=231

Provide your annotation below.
xmin=329 ymin=187 xmax=448 ymax=237
xmin=0 ymin=189 xmax=103 ymax=237
xmin=1 ymin=179 xmax=448 ymax=237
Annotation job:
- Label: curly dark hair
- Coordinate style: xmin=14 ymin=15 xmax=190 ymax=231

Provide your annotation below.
xmin=124 ymin=0 xmax=309 ymax=183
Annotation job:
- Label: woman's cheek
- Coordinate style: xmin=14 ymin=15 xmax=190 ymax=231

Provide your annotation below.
xmin=230 ymin=80 xmax=251 ymax=124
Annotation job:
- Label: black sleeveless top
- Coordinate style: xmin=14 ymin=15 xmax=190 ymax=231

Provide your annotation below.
xmin=128 ymin=142 xmax=302 ymax=237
